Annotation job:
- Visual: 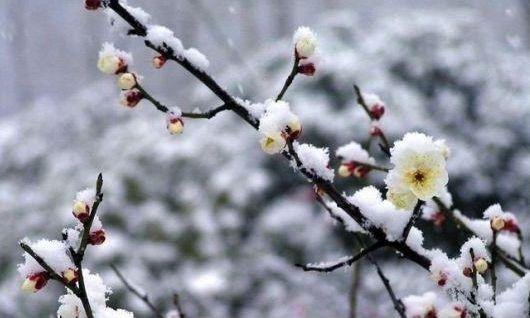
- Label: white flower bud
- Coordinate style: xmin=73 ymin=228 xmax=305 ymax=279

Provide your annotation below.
xmin=72 ymin=200 xmax=89 ymax=222
xmin=117 ymin=73 xmax=137 ymax=90
xmin=293 ymin=27 xmax=317 ymax=59
xmin=491 ymin=216 xmax=506 ymax=231
xmin=97 ymin=55 xmax=126 ymax=75
xmin=338 ymin=164 xmax=352 ymax=177
xmin=62 ymin=268 xmax=78 ymax=284
xmin=474 ymin=258 xmax=488 ymax=274
xmin=21 ymin=273 xmax=49 ymax=293
xmin=286 ymin=117 xmax=302 ymax=139
xmin=167 ymin=118 xmax=184 ymax=135
xmin=260 ymin=132 xmax=286 ymax=155
xmin=153 ymin=55 xmax=167 ymax=69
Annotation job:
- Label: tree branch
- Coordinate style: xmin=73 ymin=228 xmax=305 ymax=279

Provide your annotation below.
xmin=401 ymin=201 xmax=424 ymax=241
xmin=276 ymin=54 xmax=300 ymax=101
xmin=111 ymin=264 xmax=165 ymax=318
xmin=295 ymin=241 xmax=385 ymax=272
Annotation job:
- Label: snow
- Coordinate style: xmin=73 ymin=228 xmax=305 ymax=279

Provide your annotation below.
xmin=324 ymin=200 xmax=365 ymax=233
xmin=405 ymin=226 xmax=426 ymax=255
xmin=362 ymin=93 xmax=384 ymax=108
xmin=17 ymin=239 xmax=75 ymax=277
xmin=348 ymin=186 xmax=412 ymax=241
xmin=75 ymin=187 xmax=96 ymax=206
xmin=335 ymin=141 xmax=375 ymax=165
xmin=183 ymin=48 xmax=210 ymax=70
xmin=403 ymin=291 xmax=438 ymax=318
xmin=489 ymin=274 xmax=530 ymax=318
xmin=146 ymin=25 xmax=184 ymax=57
xmin=258 ymin=99 xmax=299 ymax=135
xmin=105 ymin=3 xmax=151 ymax=36
xmin=304 ymin=255 xmax=352 ymax=270
xmin=235 ymin=97 xmax=265 ymax=120
xmin=292 ymin=142 xmax=334 ymax=181
xmin=99 ymin=42 xmax=133 ymax=66
xmin=458 ymin=237 xmax=490 ymax=268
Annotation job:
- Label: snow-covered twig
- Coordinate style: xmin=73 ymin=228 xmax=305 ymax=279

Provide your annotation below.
xmin=401 ymin=201 xmax=424 ymax=241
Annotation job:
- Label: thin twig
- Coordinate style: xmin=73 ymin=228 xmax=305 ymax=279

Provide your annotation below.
xmin=111 ymin=264 xmax=165 ymax=318
xmin=401 ymin=201 xmax=424 ymax=241
xmin=276 ymin=54 xmax=300 ymax=101
xmin=491 ymin=230 xmax=498 ymax=302
xmin=173 ymin=293 xmax=187 ymax=318
xmin=295 ymin=242 xmax=385 ymax=272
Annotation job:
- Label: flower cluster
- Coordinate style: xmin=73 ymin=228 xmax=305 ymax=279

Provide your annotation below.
xmin=258 ymin=99 xmax=301 ymax=154
xmin=385 ymin=132 xmax=449 ymax=210
xmin=293 ymin=27 xmax=318 ymax=76
xmin=335 ymin=141 xmax=376 ymax=178
xmin=97 ymin=43 xmax=143 ymax=108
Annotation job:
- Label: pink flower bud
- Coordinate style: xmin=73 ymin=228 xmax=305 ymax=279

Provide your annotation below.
xmin=85 ymin=0 xmax=101 ymax=10
xmin=120 ymin=89 xmax=143 ymax=108
xmin=352 ymin=165 xmax=371 ymax=179
xmin=504 ymin=218 xmax=520 ymax=234
xmin=153 ymin=55 xmax=167 ymax=69
xmin=297 ymin=62 xmax=316 ymax=76
xmin=21 ymin=272 xmax=49 ymax=293
xmin=88 ymin=229 xmax=106 ymax=246
xmin=369 ymin=104 xmax=385 ymax=120
xmin=370 ymin=125 xmax=383 ymax=137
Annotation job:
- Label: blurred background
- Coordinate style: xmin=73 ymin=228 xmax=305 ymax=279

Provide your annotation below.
xmin=1 ymin=0 xmax=530 ymax=317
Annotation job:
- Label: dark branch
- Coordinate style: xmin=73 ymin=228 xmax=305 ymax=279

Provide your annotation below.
xmin=276 ymin=54 xmax=300 ymax=101
xmin=295 ymin=242 xmax=384 ymax=272
xmin=401 ymin=201 xmax=424 ymax=241
xmin=111 ymin=264 xmax=165 ymax=318
xmin=367 ymin=256 xmax=406 ymax=318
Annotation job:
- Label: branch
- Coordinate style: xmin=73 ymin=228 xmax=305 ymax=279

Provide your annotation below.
xmin=111 ymin=264 xmax=165 ymax=318
xmin=173 ymin=293 xmax=187 ymax=318
xmin=367 ymin=256 xmax=406 ymax=318
xmin=401 ymin=201 xmax=424 ymax=241
xmin=491 ymin=230 xmax=498 ymax=302
xmin=19 ymin=242 xmax=80 ymax=295
xmin=276 ymin=54 xmax=300 ymax=101
xmin=295 ymin=241 xmax=385 ymax=272
xmin=102 ymin=0 xmax=433 ymax=273
xmin=353 ymin=84 xmax=391 ymax=154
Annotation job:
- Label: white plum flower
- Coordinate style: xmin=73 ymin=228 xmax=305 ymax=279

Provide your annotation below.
xmin=293 ymin=26 xmax=317 ymax=59
xmin=97 ymin=42 xmax=132 ymax=75
xmin=258 ymin=99 xmax=301 ymax=154
xmin=385 ymin=132 xmax=449 ymax=207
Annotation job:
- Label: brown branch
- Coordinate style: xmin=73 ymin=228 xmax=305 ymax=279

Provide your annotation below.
xmin=295 ymin=241 xmax=385 ymax=272
xmin=101 ymin=0 xmax=432 ymax=273
xmin=491 ymin=230 xmax=498 ymax=302
xmin=173 ymin=293 xmax=187 ymax=318
xmin=111 ymin=264 xmax=165 ymax=318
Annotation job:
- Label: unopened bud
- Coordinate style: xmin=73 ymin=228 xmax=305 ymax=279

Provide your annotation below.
xmin=474 ymin=258 xmax=488 ymax=274
xmin=294 ymin=27 xmax=317 ymax=59
xmin=62 ymin=268 xmax=79 ymax=284
xmin=338 ymin=164 xmax=352 ymax=177
xmin=286 ymin=117 xmax=302 ymax=140
xmin=491 ymin=217 xmax=505 ymax=231
xmin=352 ymin=165 xmax=371 ymax=178
xmin=167 ymin=117 xmax=184 ymax=135
xmin=21 ymin=272 xmax=49 ymax=293
xmin=297 ymin=62 xmax=316 ymax=76
xmin=117 ymin=73 xmax=137 ymax=90
xmin=370 ymin=125 xmax=383 ymax=137
xmin=88 ymin=229 xmax=106 ymax=246
xmin=260 ymin=133 xmax=286 ymax=155
xmin=153 ymin=55 xmax=167 ymax=69
xmin=85 ymin=0 xmax=101 ymax=10
xmin=120 ymin=89 xmax=143 ymax=108
xmin=462 ymin=267 xmax=472 ymax=277
xmin=72 ymin=201 xmax=90 ymax=223
xmin=98 ymin=55 xmax=127 ymax=75
xmin=369 ymin=104 xmax=385 ymax=120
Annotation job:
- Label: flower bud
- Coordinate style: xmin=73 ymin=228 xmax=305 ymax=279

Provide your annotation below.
xmin=432 ymin=272 xmax=447 ymax=287
xmin=294 ymin=27 xmax=317 ymax=59
xmin=167 ymin=117 xmax=184 ymax=135
xmin=504 ymin=219 xmax=520 ymax=234
xmin=153 ymin=55 xmax=167 ymax=69
xmin=353 ymin=165 xmax=371 ymax=179
xmin=98 ymin=55 xmax=127 ymax=75
xmin=369 ymin=104 xmax=385 ymax=120
xmin=491 ymin=217 xmax=505 ymax=231
xmin=117 ymin=73 xmax=137 ymax=90
xmin=62 ymin=268 xmax=79 ymax=284
xmin=338 ymin=164 xmax=352 ymax=177
xmin=297 ymin=62 xmax=316 ymax=76
xmin=260 ymin=132 xmax=286 ymax=155
xmin=88 ymin=229 xmax=106 ymax=246
xmin=72 ymin=200 xmax=90 ymax=223
xmin=120 ymin=89 xmax=143 ymax=108
xmin=462 ymin=267 xmax=472 ymax=277
xmin=370 ymin=125 xmax=383 ymax=137
xmin=286 ymin=117 xmax=302 ymax=140
xmin=313 ymin=185 xmax=326 ymax=197
xmin=21 ymin=272 xmax=49 ymax=293
xmin=85 ymin=0 xmax=101 ymax=10
xmin=474 ymin=258 xmax=488 ymax=274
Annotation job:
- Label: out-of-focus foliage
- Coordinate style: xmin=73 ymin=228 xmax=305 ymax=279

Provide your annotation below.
xmin=0 ymin=7 xmax=529 ymax=318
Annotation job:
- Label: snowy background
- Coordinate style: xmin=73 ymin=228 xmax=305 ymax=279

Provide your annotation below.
xmin=1 ymin=0 xmax=530 ymax=317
